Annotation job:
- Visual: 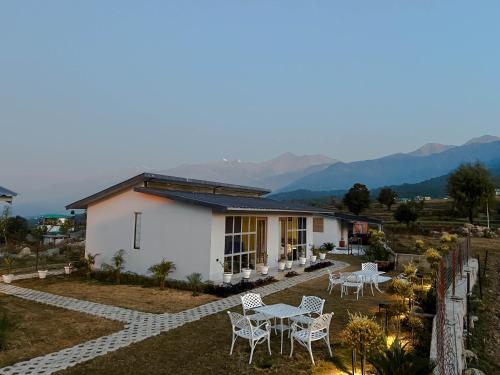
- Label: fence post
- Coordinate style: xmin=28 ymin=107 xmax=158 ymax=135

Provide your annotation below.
xmin=452 ymin=247 xmax=456 ymax=297
xmin=476 ymin=255 xmax=482 ymax=300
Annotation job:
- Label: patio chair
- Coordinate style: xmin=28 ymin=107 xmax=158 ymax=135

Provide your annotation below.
xmin=361 ymin=262 xmax=378 ymax=272
xmin=227 ymin=311 xmax=271 ymax=364
xmin=289 ymin=296 xmax=326 ymax=328
xmin=241 ymin=292 xmax=270 ymax=323
xmin=361 ymin=262 xmax=379 ymax=295
xmin=341 ymin=273 xmax=363 ymax=300
xmin=326 ymin=269 xmax=344 ymax=294
xmin=289 ymin=312 xmax=334 ymax=365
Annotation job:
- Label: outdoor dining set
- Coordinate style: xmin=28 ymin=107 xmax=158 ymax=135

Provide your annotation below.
xmin=226 ymin=262 xmax=393 ymax=365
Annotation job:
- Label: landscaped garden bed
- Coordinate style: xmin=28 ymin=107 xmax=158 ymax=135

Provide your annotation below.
xmin=14 ymin=275 xmax=219 ymax=314
xmin=0 ymin=295 xmax=122 ymax=368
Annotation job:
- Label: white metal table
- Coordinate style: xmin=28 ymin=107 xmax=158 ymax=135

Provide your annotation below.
xmin=351 ymin=270 xmax=389 ymax=293
xmin=254 ymin=303 xmax=310 ymax=354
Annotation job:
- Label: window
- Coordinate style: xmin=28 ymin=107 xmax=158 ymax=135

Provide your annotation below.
xmin=133 ymin=212 xmax=142 ymax=249
xmin=280 ymin=217 xmax=307 ymax=261
xmin=313 ymin=217 xmax=324 ymax=233
xmin=224 ymin=216 xmax=256 ymax=274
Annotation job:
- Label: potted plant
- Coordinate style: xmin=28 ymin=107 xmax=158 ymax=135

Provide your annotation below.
xmin=320 ymin=242 xmax=335 ymax=260
xmin=261 ymin=253 xmax=269 ymax=275
xmin=310 ymin=247 xmax=319 ymax=263
xmin=217 ymin=259 xmax=232 ymax=284
xmin=38 ymin=252 xmax=48 ymax=279
xmin=286 ymin=251 xmax=293 ymax=269
xmin=64 ymin=262 xmax=72 ymax=275
xmin=2 ymin=255 xmax=14 ymax=284
xmin=278 ymin=254 xmax=286 ymax=271
xmin=299 ymin=250 xmax=307 ymax=265
xmin=242 ymin=267 xmax=252 ymax=279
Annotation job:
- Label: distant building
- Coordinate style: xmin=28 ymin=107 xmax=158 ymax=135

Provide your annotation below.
xmin=495 ymin=188 xmax=500 ymax=197
xmin=0 ymin=186 xmax=17 ymax=204
xmin=38 ymin=214 xmax=72 ymax=245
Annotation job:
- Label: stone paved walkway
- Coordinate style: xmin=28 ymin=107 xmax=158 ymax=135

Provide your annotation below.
xmin=0 ymin=261 xmax=348 ymax=375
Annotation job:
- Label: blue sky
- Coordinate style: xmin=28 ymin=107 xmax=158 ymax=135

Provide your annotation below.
xmin=1 ymin=1 xmax=499 ymax=197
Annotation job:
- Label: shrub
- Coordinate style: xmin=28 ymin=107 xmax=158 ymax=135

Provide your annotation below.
xmin=390 ymin=278 xmax=414 ymax=304
xmin=148 ymin=259 xmax=176 ymax=290
xmin=186 ymin=273 xmax=204 ymax=296
xmin=304 ymin=261 xmax=332 ymax=272
xmin=368 ymin=339 xmax=435 ymax=375
xmin=425 ymin=248 xmax=441 ymax=274
xmin=82 ymin=252 xmax=99 ymax=280
xmin=285 ymin=271 xmax=299 ymax=278
xmin=403 ymin=262 xmax=418 ymax=283
xmin=415 ymin=239 xmax=425 ymax=252
xmin=321 ymin=242 xmax=335 ymax=252
xmin=101 ymin=249 xmax=126 ymax=284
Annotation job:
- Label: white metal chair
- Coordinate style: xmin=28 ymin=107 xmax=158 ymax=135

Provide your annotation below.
xmin=361 ymin=262 xmax=379 ymax=295
xmin=241 ymin=292 xmax=270 ymax=323
xmin=227 ymin=311 xmax=271 ymax=364
xmin=341 ymin=273 xmax=364 ymax=300
xmin=326 ymin=269 xmax=344 ymax=294
xmin=289 ymin=296 xmax=325 ymax=327
xmin=290 ymin=312 xmax=334 ymax=365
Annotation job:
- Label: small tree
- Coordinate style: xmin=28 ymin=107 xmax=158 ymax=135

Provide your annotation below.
xmin=343 ymin=183 xmax=371 ymax=215
xmin=447 ymin=162 xmax=495 ymax=223
xmin=393 ymin=202 xmax=419 ymax=227
xmin=82 ymin=252 xmax=99 ymax=280
xmin=425 ymin=248 xmax=441 ymax=278
xmin=3 ymin=255 xmax=14 ymax=275
xmin=148 ymin=259 xmax=176 ymax=290
xmin=341 ymin=312 xmax=386 ymax=375
xmin=378 ymin=188 xmax=398 ymax=211
xmin=30 ymin=226 xmax=47 ymax=271
xmin=403 ymin=262 xmax=418 ymax=284
xmin=414 ymin=239 xmax=425 ymax=253
xmin=101 ymin=249 xmax=126 ymax=284
xmin=186 ymin=273 xmax=204 ymax=296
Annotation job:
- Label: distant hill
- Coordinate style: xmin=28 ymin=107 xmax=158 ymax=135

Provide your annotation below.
xmin=279 ymin=139 xmax=500 ymax=192
xmin=270 ymin=157 xmax=500 ymax=202
xmin=408 ymin=143 xmax=455 ymax=157
xmin=158 ymin=152 xmax=338 ymax=190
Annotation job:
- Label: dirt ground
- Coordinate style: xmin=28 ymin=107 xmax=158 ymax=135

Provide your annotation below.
xmin=15 ymin=275 xmax=219 ymax=313
xmin=0 ymin=295 xmax=122 ymax=368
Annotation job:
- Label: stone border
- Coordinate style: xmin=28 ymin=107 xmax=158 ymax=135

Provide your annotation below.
xmin=0 ymin=261 xmax=348 ymax=375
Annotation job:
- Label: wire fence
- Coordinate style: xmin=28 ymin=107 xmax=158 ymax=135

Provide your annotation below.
xmin=435 ymin=237 xmax=470 ymax=375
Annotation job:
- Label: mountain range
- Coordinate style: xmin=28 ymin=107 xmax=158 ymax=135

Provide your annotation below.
xmin=8 ymin=135 xmax=500 ymax=216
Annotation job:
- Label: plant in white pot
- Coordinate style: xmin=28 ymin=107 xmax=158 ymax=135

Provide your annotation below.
xmin=2 ymin=255 xmax=14 ymax=284
xmin=217 ymin=259 xmax=232 ymax=284
xmin=260 ymin=253 xmax=269 ymax=275
xmin=310 ymin=247 xmax=318 ymax=263
xmin=278 ymin=254 xmax=286 ymax=271
xmin=64 ymin=262 xmax=72 ymax=275
xmin=286 ymin=251 xmax=293 ymax=269
xmin=242 ymin=267 xmax=252 ymax=279
xmin=299 ymin=250 xmax=307 ymax=266
xmin=38 ymin=253 xmax=48 ymax=279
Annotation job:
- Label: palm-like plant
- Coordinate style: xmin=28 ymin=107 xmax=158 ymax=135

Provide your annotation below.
xmin=368 ymin=339 xmax=434 ymax=375
xmin=186 ymin=272 xmax=204 ymax=296
xmin=321 ymin=242 xmax=335 ymax=252
xmin=83 ymin=252 xmax=99 ymax=280
xmin=148 ymin=259 xmax=175 ymax=290
xmin=102 ymin=249 xmax=126 ymax=284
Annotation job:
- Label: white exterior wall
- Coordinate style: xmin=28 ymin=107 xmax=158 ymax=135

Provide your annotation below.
xmin=313 ymin=216 xmax=343 ymax=248
xmin=85 ymin=189 xmax=213 ymax=281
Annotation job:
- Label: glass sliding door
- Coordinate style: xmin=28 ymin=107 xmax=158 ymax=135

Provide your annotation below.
xmin=279 ymin=216 xmax=307 ymax=261
xmin=224 ymin=216 xmax=257 ymax=274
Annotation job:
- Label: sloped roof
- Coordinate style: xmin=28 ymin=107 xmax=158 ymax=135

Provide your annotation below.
xmin=0 ymin=186 xmax=17 ymax=197
xmin=134 ymin=187 xmax=330 ymax=214
xmin=66 ymin=173 xmax=271 ymax=209
xmin=323 ymin=211 xmax=383 ymax=225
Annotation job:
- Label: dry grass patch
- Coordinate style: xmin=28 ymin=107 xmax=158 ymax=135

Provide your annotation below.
xmin=15 ymin=276 xmax=219 ymax=313
xmin=0 ymin=295 xmax=122 ymax=368
xmin=60 ymin=255 xmax=400 ymax=375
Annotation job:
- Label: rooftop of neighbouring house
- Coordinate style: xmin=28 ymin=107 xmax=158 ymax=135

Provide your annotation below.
xmin=0 ymin=186 xmax=17 ymax=198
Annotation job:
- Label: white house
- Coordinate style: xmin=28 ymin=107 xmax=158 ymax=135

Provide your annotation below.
xmin=67 ymin=173 xmax=381 ymax=282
